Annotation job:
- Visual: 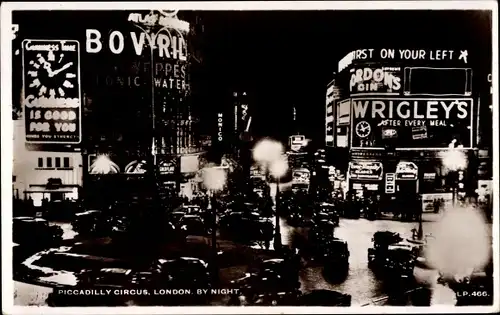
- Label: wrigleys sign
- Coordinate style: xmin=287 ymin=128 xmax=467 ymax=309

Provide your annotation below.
xmin=350 ymin=98 xmax=473 ymax=148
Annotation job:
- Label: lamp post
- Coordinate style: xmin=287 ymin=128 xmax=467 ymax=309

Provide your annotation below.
xmin=269 ymin=157 xmax=289 ymax=250
xmin=253 ymin=139 xmax=288 ymax=251
xmin=442 ymin=147 xmax=467 ymax=207
xmin=201 ymin=166 xmax=227 ymax=282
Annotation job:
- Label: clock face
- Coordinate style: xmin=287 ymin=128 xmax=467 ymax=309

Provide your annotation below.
xmin=356 ymin=121 xmax=371 ymax=138
xmin=26 ymin=51 xmax=77 ymax=98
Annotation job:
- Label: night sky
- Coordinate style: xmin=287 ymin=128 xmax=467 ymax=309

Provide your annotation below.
xmin=13 ymin=9 xmax=493 ymax=144
xmin=199 ymin=10 xmax=492 ymax=143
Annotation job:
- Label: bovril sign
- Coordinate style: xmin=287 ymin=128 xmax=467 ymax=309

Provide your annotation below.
xmin=350 ymin=67 xmax=401 ymax=93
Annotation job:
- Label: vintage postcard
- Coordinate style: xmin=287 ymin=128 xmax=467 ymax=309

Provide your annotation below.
xmin=1 ymin=1 xmax=498 ymax=314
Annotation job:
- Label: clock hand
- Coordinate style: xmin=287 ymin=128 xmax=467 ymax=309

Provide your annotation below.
xmin=42 ymin=61 xmax=54 ymax=76
xmin=50 ymin=62 xmax=73 ymax=77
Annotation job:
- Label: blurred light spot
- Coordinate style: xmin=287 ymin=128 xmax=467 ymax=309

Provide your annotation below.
xmin=425 ymin=206 xmax=490 ymax=280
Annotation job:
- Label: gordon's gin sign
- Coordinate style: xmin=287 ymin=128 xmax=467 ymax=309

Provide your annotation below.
xmin=350 ymin=67 xmax=401 ymax=93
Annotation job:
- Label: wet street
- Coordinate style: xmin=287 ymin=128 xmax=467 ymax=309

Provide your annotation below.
xmin=14 ymin=215 xmax=440 ymax=306
xmin=279 ymin=214 xmax=442 ymax=305
xmin=14 ymin=211 xmax=491 ymax=306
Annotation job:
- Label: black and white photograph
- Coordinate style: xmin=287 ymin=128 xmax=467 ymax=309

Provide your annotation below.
xmin=1 ymin=1 xmax=498 ymax=313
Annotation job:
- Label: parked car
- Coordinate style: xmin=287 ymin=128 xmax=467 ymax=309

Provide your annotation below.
xmin=316 ymin=203 xmax=340 ymax=226
xmin=232 ymin=258 xmax=301 ymax=298
xmin=219 ymin=211 xmax=268 ymax=243
xmin=286 ymin=211 xmax=303 ymax=227
xmin=72 ymin=210 xmax=108 ymax=236
xmin=178 ymin=214 xmax=206 ymax=236
xmin=322 ymin=238 xmax=350 ymax=272
xmin=13 ymin=217 xmax=63 ymax=246
xmin=168 ymin=211 xmax=186 ymax=226
xmin=78 ymin=267 xmax=133 ymax=288
xmin=367 ymin=231 xmax=403 ymax=268
xmin=151 ymin=257 xmax=211 ymax=289
xmin=178 ymin=205 xmax=202 ymax=215
xmin=309 ymin=219 xmax=336 ymax=245
xmin=385 ymin=243 xmax=416 ymax=278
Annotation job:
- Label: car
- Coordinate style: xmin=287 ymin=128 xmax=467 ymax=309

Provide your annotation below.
xmin=178 ymin=214 xmax=206 ymax=236
xmin=13 ymin=216 xmax=63 ymax=246
xmin=298 ymin=290 xmax=352 ymax=306
xmin=257 ymin=258 xmax=301 ymax=285
xmin=168 ymin=211 xmax=186 ymax=226
xmin=72 ymin=210 xmax=108 ymax=236
xmin=232 ymin=258 xmax=301 ymax=294
xmin=131 ymin=271 xmax=155 ymax=287
xmin=286 ymin=211 xmax=303 ymax=226
xmin=309 ymin=219 xmax=336 ymax=245
xmin=179 ymin=205 xmax=202 ymax=215
xmin=219 ymin=211 xmax=267 ymax=243
xmin=78 ymin=267 xmax=133 ymax=288
xmin=322 ymin=238 xmax=350 ymax=269
xmin=368 ymin=231 xmax=403 ymax=267
xmin=151 ymin=257 xmax=211 ymax=289
xmin=385 ymin=244 xmax=416 ymax=278
xmin=231 ymin=269 xmax=300 ymax=299
xmin=316 ymin=203 xmax=340 ymax=226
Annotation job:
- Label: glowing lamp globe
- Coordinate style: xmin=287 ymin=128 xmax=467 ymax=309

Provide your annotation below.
xmin=253 ymin=138 xmax=284 ymax=164
xmin=202 ymin=167 xmax=227 ymax=192
xmin=270 ymin=157 xmax=289 ymax=179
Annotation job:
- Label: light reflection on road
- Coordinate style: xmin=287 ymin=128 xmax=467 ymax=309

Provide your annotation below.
xmin=279 ymin=216 xmax=442 ymax=305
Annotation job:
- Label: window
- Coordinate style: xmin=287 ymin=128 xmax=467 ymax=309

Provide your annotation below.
xmin=38 ymin=158 xmax=43 ymax=168
xmin=46 ymin=157 xmax=52 ymax=168
xmin=55 ymin=157 xmax=61 ymax=168
xmin=63 ymin=157 xmax=70 ymax=168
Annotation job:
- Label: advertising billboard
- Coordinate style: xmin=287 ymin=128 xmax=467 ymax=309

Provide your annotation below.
xmin=348 ymin=161 xmax=383 ymax=181
xmin=325 ymin=83 xmax=335 ymax=147
xmin=22 ymin=39 xmax=82 ymax=144
xmin=337 ymin=99 xmax=351 ymax=126
xmin=404 ymin=67 xmax=472 ymax=96
xmin=385 ymin=173 xmax=395 ymax=193
xmin=350 ymin=98 xmax=473 ymax=149
xmin=349 ymin=66 xmax=402 ymax=95
xmin=338 ymin=48 xmax=470 ymax=73
xmin=395 ymin=162 xmax=418 ymax=180
xmin=292 ymin=168 xmax=311 ymax=184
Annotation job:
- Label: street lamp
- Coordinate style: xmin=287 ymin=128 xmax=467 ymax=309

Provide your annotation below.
xmin=201 ymin=166 xmax=227 ymax=282
xmin=442 ymin=147 xmax=467 ymax=207
xmin=269 ymin=156 xmax=289 ymax=250
xmin=252 ymin=138 xmax=288 ymax=250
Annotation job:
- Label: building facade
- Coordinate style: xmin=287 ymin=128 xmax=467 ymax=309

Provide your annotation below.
xmin=330 ymin=48 xmax=486 ymax=207
xmin=13 ymin=120 xmax=83 ymax=205
xmin=11 ymin=18 xmax=83 ymax=205
xmin=12 ymin=10 xmax=208 ymax=206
